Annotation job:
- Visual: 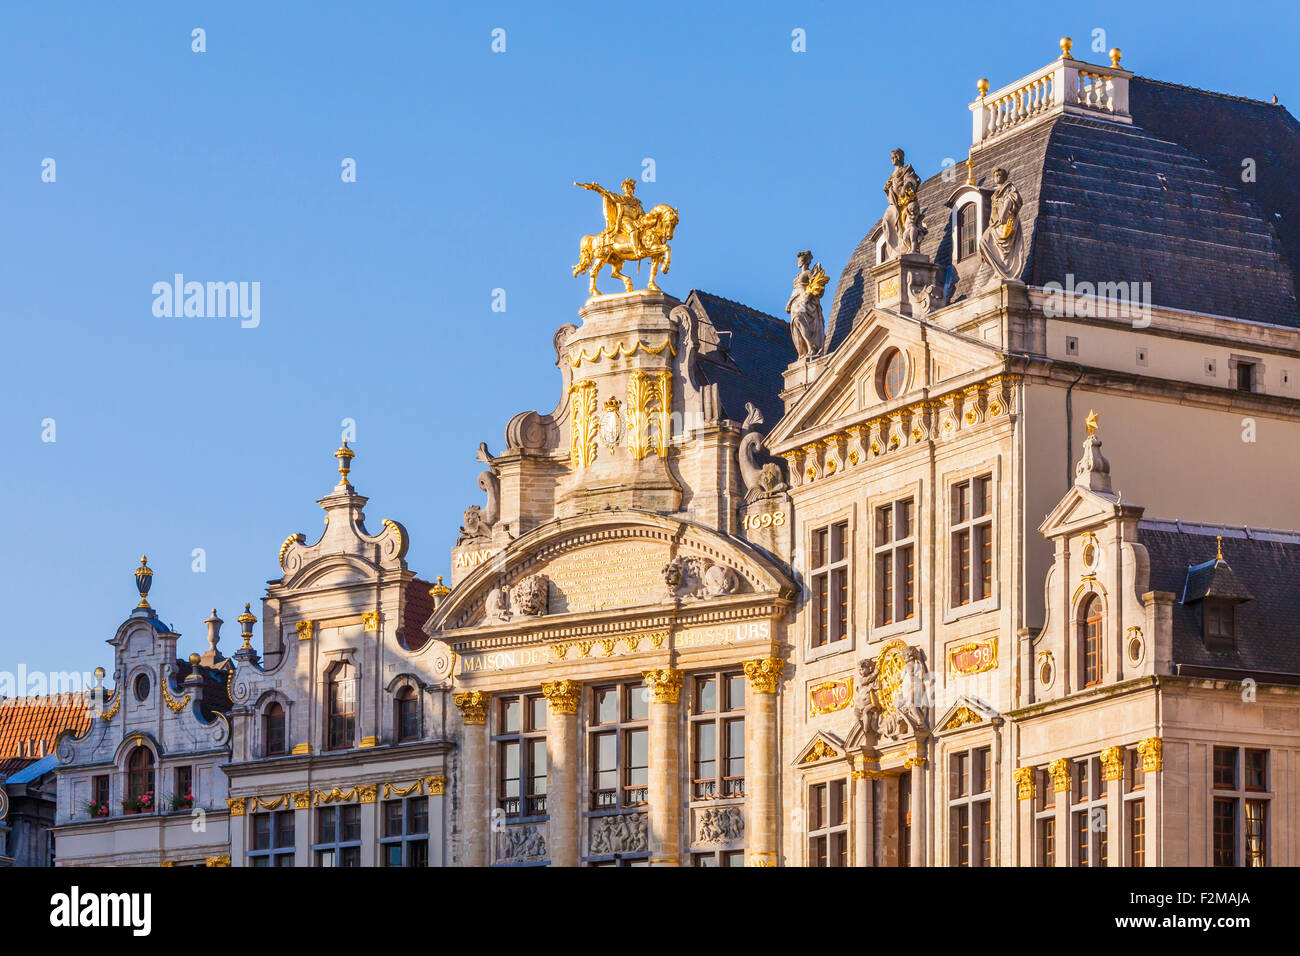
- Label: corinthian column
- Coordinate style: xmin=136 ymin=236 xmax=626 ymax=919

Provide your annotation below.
xmin=453 ymin=690 xmax=490 ymax=867
xmin=742 ymin=656 xmax=784 ymax=866
xmin=643 ymin=668 xmax=684 ymax=866
xmin=542 ymin=679 xmax=581 ymax=867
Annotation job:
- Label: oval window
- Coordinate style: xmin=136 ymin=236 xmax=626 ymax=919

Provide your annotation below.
xmin=133 ymin=672 xmax=151 ymax=701
xmin=879 ymin=348 xmax=906 ymax=400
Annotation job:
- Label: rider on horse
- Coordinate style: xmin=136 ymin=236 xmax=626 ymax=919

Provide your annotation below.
xmin=576 ymin=179 xmax=646 ymax=258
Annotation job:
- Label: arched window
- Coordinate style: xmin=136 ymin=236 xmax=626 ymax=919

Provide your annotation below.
xmin=326 ymin=663 xmax=357 ymax=751
xmin=396 ymin=686 xmax=419 ymax=743
xmin=264 ymin=702 xmax=286 ymax=756
xmin=1081 ymin=596 xmax=1103 ymax=687
xmin=127 ymin=747 xmax=155 ymax=805
xmin=956 ymin=203 xmax=978 ymax=260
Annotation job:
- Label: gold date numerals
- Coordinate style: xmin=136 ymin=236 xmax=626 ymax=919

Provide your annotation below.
xmin=742 ymin=511 xmax=786 ymax=531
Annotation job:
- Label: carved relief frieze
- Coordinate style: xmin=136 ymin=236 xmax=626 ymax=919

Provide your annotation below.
xmin=588 ymin=813 xmax=649 ymax=856
xmin=693 ymin=806 xmax=745 ymax=846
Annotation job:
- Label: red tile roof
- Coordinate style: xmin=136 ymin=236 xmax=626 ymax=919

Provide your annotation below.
xmin=0 ymin=694 xmax=93 ymax=759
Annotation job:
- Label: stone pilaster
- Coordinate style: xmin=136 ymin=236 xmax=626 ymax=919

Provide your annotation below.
xmin=742 ymin=656 xmax=783 ymax=866
xmin=542 ymin=680 xmax=581 ymax=867
xmin=454 ymin=690 xmax=490 ymax=867
xmin=906 ymin=749 xmax=927 ymax=868
xmin=643 ymin=668 xmax=683 ymax=865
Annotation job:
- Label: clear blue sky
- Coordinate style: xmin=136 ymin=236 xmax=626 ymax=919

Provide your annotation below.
xmin=3 ymin=0 xmax=1295 ymax=678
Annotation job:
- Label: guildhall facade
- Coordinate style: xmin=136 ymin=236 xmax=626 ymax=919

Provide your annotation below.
xmin=51 ymin=39 xmax=1300 ymax=866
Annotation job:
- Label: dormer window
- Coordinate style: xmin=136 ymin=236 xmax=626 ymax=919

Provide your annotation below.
xmin=956 ymin=203 xmax=978 ymax=260
xmin=1204 ymin=599 xmax=1237 ymax=648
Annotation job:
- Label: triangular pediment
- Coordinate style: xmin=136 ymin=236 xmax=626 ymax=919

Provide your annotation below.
xmin=1038 ymin=483 xmax=1139 ymax=539
xmin=425 ymin=510 xmax=797 ymax=639
xmin=792 ymin=730 xmax=848 ymax=767
xmin=936 ymin=696 xmax=1001 ymax=733
xmin=767 ymin=307 xmax=1004 ymax=450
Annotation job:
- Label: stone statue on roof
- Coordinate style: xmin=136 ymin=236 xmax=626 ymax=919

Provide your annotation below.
xmin=978 ymin=167 xmax=1027 ymax=281
xmin=785 ymin=250 xmax=828 ymax=359
xmin=881 ymin=148 xmax=921 ymax=260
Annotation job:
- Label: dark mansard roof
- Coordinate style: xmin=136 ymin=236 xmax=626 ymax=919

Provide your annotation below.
xmin=827 ymin=77 xmax=1300 ymax=351
xmin=1140 ymin=520 xmax=1300 ymax=678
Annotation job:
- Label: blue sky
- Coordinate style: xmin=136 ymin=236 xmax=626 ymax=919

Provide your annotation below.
xmin=2 ymin=0 xmax=1296 ymax=678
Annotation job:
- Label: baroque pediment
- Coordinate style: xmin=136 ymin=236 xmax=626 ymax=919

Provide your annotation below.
xmin=425 ymin=511 xmax=796 ymax=636
xmin=766 ymin=308 xmax=1003 ymax=451
xmin=792 ymin=731 xmax=847 ymax=767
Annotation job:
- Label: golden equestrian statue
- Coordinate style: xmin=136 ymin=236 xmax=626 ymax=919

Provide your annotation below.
xmin=573 ymin=178 xmax=679 ymax=297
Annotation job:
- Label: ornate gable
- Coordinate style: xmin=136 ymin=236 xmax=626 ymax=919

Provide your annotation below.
xmin=426 ymin=511 xmax=796 ymax=642
xmin=765 ymin=307 xmax=1006 ymax=456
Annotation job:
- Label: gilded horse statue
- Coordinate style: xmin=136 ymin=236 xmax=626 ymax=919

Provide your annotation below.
xmin=573 ymin=179 xmax=679 ymax=297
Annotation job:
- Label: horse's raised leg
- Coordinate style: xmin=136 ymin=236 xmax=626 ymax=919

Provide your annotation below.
xmin=609 ymin=258 xmax=634 ymax=292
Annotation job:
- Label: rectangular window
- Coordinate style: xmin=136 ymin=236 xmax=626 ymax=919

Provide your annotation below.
xmin=690 ymin=672 xmax=745 ymax=800
xmin=957 ymin=203 xmax=978 ymax=260
xmin=1245 ymin=800 xmax=1267 ymax=867
xmin=948 ymin=746 xmax=993 ymax=866
xmin=313 ymin=804 xmax=360 ymax=867
xmin=249 ymin=809 xmax=295 ymax=866
xmin=174 ymin=766 xmax=193 ymax=806
xmin=874 ymin=498 xmax=916 ymax=627
xmin=493 ymin=693 xmax=548 ymax=818
xmin=1213 ymin=798 xmax=1236 ymax=867
xmin=588 ymin=682 xmax=649 ymax=812
xmin=1213 ymin=747 xmax=1237 ymax=790
xmin=1070 ymin=757 xmax=1107 ymax=867
xmin=380 ymin=797 xmax=430 ymax=867
xmin=1128 ymin=799 xmax=1145 ymax=867
xmin=1205 ymin=600 xmax=1237 ymax=646
xmin=1236 ymin=361 xmax=1255 ymax=392
xmin=951 ymin=475 xmax=994 ymax=606
xmin=92 ymin=774 xmax=110 ymax=809
xmin=808 ymin=779 xmax=849 ymax=866
xmin=1037 ymin=818 xmax=1055 ymax=867
xmin=1245 ymin=750 xmax=1267 ymax=791
xmin=1213 ymin=747 xmax=1270 ymax=866
xmin=811 ymin=521 xmax=851 ymax=646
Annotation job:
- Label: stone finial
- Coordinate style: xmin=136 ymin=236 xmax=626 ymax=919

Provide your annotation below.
xmin=1074 ymin=409 xmax=1112 ymax=493
xmin=1059 ymin=36 xmax=1073 ymax=59
xmin=1109 ymin=47 xmax=1122 ymax=68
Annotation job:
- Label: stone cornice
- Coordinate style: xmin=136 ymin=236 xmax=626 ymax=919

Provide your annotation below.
xmin=220 ymin=739 xmax=453 ymax=778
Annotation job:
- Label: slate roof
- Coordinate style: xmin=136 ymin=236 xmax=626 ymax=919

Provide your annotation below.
xmin=175 ymin=658 xmax=233 ymax=722
xmin=687 ymin=290 xmax=795 ymax=427
xmin=1140 ymin=521 xmax=1300 ymax=675
xmin=827 ymin=78 xmax=1300 ymax=350
xmin=0 ymin=694 xmax=92 ymax=759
